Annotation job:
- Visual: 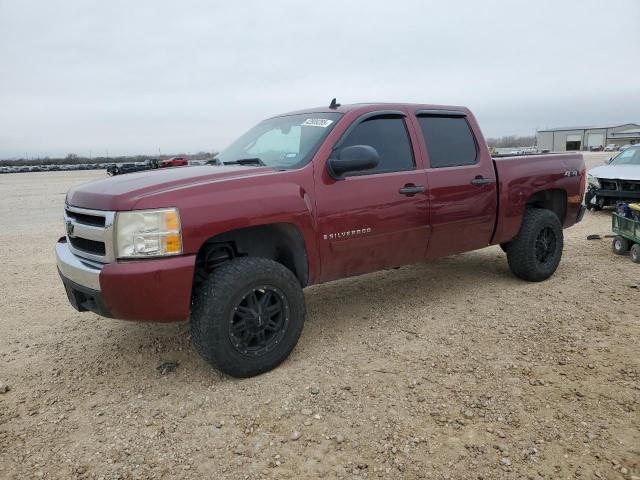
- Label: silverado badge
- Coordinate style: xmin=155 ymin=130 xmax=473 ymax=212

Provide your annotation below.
xmin=323 ymin=227 xmax=372 ymax=240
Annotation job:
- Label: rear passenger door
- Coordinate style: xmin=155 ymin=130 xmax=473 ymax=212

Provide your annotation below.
xmin=411 ymin=111 xmax=497 ymax=258
xmin=314 ymin=111 xmax=430 ymax=282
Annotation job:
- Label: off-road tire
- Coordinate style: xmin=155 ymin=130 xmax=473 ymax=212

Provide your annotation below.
xmin=612 ymin=236 xmax=630 ymax=255
xmin=506 ymin=208 xmax=563 ymax=282
xmin=191 ymin=257 xmax=305 ymax=378
xmin=630 ymin=244 xmax=640 ymax=263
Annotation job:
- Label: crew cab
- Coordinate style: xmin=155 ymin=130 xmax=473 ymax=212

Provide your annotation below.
xmin=56 ymin=102 xmax=586 ymax=377
xmin=159 ymin=156 xmax=189 ymax=168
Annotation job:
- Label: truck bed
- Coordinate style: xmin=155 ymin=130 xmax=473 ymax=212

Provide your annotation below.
xmin=491 ymin=153 xmax=585 ymax=245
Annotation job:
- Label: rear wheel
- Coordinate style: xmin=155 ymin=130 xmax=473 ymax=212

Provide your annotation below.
xmin=612 ymin=236 xmax=630 ymax=255
xmin=191 ymin=257 xmax=305 ymax=378
xmin=506 ymin=209 xmax=563 ymax=282
xmin=630 ymin=244 xmax=640 ymax=263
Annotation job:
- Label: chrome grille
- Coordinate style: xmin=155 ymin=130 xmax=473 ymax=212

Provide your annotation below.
xmin=63 ymin=205 xmax=116 ymax=263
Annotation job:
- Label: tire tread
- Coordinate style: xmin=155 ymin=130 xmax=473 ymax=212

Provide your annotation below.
xmin=191 ymin=257 xmax=305 ymax=377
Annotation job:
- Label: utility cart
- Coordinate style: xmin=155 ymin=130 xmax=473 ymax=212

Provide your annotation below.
xmin=612 ymin=207 xmax=640 ymax=263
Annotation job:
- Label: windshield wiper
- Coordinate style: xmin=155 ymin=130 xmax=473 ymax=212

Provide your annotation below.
xmin=223 ymin=158 xmax=266 ymax=166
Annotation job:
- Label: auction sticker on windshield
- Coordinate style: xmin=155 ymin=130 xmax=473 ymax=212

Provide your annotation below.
xmin=301 ymin=118 xmax=334 ymax=128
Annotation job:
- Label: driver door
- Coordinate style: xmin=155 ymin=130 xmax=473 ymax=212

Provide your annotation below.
xmin=313 ymin=112 xmax=430 ymax=282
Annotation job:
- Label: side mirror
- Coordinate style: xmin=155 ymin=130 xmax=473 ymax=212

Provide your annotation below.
xmin=605 ymin=157 xmax=612 ymax=164
xmin=327 ymin=145 xmax=380 ymax=179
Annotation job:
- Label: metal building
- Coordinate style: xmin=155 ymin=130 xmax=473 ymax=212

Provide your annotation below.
xmin=536 ymin=123 xmax=640 ymax=152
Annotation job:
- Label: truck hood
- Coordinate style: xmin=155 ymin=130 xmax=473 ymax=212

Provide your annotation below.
xmin=66 ymin=165 xmax=274 ymax=211
xmin=588 ymin=164 xmax=640 ymax=181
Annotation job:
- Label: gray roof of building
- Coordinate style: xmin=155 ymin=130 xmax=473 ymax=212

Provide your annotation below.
xmin=538 ymin=123 xmax=639 ymax=132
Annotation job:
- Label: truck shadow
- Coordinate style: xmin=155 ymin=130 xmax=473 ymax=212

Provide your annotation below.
xmin=303 ymin=248 xmax=513 ymax=329
xmin=94 ymin=248 xmax=515 ymax=371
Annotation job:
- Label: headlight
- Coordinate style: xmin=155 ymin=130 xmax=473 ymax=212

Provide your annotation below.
xmin=587 ymin=174 xmax=600 ymax=188
xmin=115 ymin=208 xmax=182 ymax=258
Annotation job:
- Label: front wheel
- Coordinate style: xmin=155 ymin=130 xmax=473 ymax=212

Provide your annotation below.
xmin=191 ymin=257 xmax=305 ymax=378
xmin=506 ymin=209 xmax=563 ymax=282
xmin=630 ymin=244 xmax=640 ymax=264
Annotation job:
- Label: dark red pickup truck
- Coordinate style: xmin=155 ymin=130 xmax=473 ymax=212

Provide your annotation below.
xmin=57 ymin=102 xmax=586 ymax=377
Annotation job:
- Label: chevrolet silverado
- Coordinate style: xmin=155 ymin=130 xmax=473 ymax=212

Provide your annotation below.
xmin=56 ymin=102 xmax=586 ymax=377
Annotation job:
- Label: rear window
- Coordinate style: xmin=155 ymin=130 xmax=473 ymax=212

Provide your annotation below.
xmin=417 ymin=116 xmax=478 ymax=168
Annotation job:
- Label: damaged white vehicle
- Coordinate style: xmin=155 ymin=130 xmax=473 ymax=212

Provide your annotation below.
xmin=585 ymin=145 xmax=640 ymax=210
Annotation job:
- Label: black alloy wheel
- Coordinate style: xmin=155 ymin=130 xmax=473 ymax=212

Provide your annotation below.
xmin=534 ymin=227 xmax=557 ymax=265
xmin=191 ymin=257 xmax=305 ymax=378
xmin=229 ymin=286 xmax=289 ymax=356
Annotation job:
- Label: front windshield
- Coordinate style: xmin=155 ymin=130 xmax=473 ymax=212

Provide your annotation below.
xmin=611 ymin=146 xmax=640 ymax=166
xmin=215 ymin=112 xmax=343 ymax=169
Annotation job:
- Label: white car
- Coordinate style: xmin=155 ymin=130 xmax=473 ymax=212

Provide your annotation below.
xmin=586 ymin=145 xmax=640 ymax=209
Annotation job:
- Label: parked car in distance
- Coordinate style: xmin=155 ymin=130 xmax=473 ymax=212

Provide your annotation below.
xmin=620 ymin=144 xmax=632 ymax=151
xmin=589 ymin=145 xmax=604 ymax=152
xmin=57 ymin=101 xmax=586 ymax=378
xmin=604 ymin=144 xmax=618 ymax=152
xmin=160 ymin=156 xmax=189 ymax=168
xmin=585 ymin=145 xmax=640 ymax=209
xmin=107 ymin=160 xmax=158 ymax=176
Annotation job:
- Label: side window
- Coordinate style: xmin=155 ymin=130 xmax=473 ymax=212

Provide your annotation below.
xmin=417 ymin=116 xmax=478 ymax=168
xmin=339 ymin=116 xmax=414 ymax=174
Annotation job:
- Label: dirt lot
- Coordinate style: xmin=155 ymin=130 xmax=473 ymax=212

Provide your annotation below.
xmin=1 ymin=153 xmax=638 ymax=480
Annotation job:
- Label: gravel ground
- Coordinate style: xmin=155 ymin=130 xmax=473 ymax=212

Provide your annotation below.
xmin=0 ymin=153 xmax=638 ymax=480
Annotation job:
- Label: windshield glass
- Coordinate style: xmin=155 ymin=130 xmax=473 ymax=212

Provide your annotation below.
xmin=610 ymin=146 xmax=640 ymax=166
xmin=215 ymin=112 xmax=342 ymax=169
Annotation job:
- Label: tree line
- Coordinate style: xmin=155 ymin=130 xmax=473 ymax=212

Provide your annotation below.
xmin=486 ymin=135 xmax=536 ymax=148
xmin=0 ymin=151 xmax=218 ymax=167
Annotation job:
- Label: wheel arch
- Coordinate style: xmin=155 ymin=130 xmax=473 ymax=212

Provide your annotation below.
xmin=526 ymin=188 xmax=567 ymax=223
xmin=193 ymin=222 xmax=309 ymax=289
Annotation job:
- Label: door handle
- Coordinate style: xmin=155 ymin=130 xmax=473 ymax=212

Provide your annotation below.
xmin=399 ymin=184 xmax=426 ymax=196
xmin=470 ymin=176 xmax=491 ymax=186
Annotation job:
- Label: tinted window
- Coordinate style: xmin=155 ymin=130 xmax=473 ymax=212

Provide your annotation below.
xmin=418 ymin=116 xmax=478 ymax=168
xmin=340 ymin=116 xmax=414 ymax=174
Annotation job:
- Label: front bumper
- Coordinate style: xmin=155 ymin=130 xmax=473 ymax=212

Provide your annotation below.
xmin=593 ymin=190 xmax=640 ymax=200
xmin=59 ymin=271 xmax=113 ymax=317
xmin=56 ymin=237 xmax=102 ymax=290
xmin=56 ymin=237 xmax=196 ymax=322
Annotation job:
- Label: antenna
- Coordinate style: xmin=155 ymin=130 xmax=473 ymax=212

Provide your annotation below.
xmin=329 ymin=98 xmax=340 ymax=109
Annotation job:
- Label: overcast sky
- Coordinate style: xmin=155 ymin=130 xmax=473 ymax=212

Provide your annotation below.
xmin=1 ymin=0 xmax=639 ymax=159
